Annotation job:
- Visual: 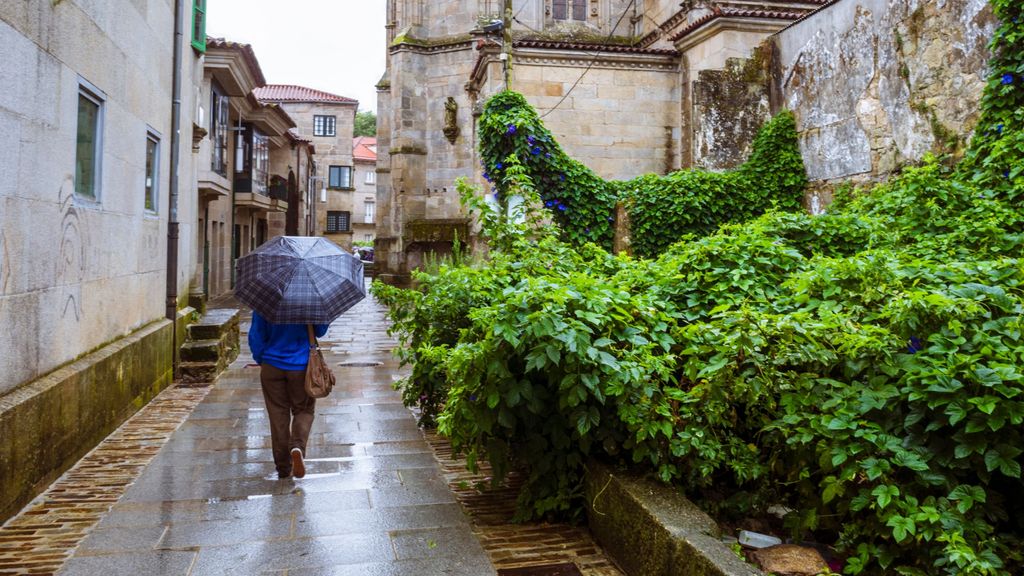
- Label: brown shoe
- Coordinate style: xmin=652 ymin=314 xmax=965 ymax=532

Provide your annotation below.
xmin=290 ymin=448 xmax=305 ymax=479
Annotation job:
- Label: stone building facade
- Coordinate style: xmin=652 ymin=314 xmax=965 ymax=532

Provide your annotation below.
xmin=352 ymin=136 xmax=379 ymax=245
xmin=193 ymin=42 xmax=300 ymax=306
xmin=377 ymin=0 xmax=995 ymax=280
xmin=0 ymin=0 xmax=203 ymax=521
xmin=254 ymin=86 xmax=359 ymax=250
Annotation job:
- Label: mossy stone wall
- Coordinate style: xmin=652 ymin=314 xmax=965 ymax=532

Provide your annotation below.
xmin=0 ymin=319 xmax=174 ymax=522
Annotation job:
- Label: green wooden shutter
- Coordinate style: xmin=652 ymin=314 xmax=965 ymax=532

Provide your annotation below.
xmin=191 ymin=0 xmax=207 ymax=52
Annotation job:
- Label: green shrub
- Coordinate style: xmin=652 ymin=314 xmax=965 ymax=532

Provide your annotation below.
xmin=375 ymin=3 xmax=1024 ymax=573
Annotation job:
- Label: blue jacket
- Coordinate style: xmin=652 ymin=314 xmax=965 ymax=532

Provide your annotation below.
xmin=248 ymin=313 xmax=329 ymax=371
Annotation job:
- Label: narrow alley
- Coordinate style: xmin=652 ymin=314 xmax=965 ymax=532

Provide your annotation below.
xmin=2 ymin=289 xmax=496 ymax=575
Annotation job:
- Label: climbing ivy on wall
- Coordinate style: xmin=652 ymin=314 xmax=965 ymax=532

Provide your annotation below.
xmin=959 ymin=0 xmax=1024 ymax=198
xmin=478 ymin=91 xmax=807 ymax=257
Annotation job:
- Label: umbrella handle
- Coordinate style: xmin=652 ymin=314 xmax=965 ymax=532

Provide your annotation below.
xmin=306 ymin=324 xmax=317 ymax=348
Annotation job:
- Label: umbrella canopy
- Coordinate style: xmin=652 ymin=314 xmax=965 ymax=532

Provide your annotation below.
xmin=235 ymin=236 xmax=365 ymax=324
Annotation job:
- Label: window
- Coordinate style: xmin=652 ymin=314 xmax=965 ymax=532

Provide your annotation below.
xmin=328 ymin=165 xmax=352 ymax=189
xmin=553 ymin=0 xmax=586 ymax=21
xmin=210 ymin=86 xmax=229 ymax=175
xmin=313 ymin=115 xmax=336 ymax=137
xmin=364 ymin=234 xmax=373 ymax=242
xmin=144 ymin=129 xmax=160 ymax=213
xmin=326 ymin=211 xmax=351 ymax=233
xmin=365 ymin=170 xmax=376 ymax=185
xmin=364 ymin=200 xmax=375 ymax=224
xmin=75 ymin=81 xmax=104 ymax=200
xmin=252 ymin=130 xmax=269 ymax=195
xmin=191 ymin=0 xmax=207 ymax=52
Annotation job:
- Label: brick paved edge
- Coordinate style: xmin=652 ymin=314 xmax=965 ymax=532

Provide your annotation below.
xmin=0 ymin=384 xmax=212 ymax=576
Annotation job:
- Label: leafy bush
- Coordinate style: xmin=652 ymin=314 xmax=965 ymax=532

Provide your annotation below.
xmin=375 ymin=3 xmax=1024 ymax=573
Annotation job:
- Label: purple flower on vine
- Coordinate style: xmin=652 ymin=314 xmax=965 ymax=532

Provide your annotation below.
xmin=557 ymin=204 xmax=567 ymax=212
xmin=545 ymin=200 xmax=555 ymax=208
xmin=545 ymin=152 xmax=552 ymax=159
xmin=531 ymin=146 xmax=542 ymax=156
xmin=996 ymin=124 xmax=1004 ymax=134
xmin=1002 ymin=73 xmax=1015 ymax=85
xmin=558 ymin=174 xmax=566 ymax=181
xmin=907 ymin=336 xmax=923 ymax=354
xmin=527 ymin=135 xmax=536 ymax=145
xmin=506 ymin=124 xmax=517 ymax=135
xmin=483 ymin=172 xmax=492 ymax=182
xmin=495 ymin=162 xmax=503 ymax=170
xmin=469 ymin=394 xmax=478 ymax=402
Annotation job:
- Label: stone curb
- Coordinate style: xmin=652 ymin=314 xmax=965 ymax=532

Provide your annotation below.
xmin=585 ymin=461 xmax=764 ymax=576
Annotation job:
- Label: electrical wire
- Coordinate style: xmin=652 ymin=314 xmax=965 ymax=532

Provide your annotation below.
xmin=537 ymin=0 xmax=637 ymax=118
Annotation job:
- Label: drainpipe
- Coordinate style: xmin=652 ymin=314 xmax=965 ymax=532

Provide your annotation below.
xmin=166 ymin=0 xmax=183 ymax=327
xmin=503 ymin=0 xmax=513 ymax=89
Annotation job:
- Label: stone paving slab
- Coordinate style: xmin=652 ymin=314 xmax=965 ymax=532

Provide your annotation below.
xmin=55 ymin=288 xmax=496 ymax=576
xmin=1 ymin=282 xmax=623 ymax=575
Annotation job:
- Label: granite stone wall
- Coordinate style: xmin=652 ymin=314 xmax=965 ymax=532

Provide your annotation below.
xmin=770 ymin=0 xmax=997 ymax=209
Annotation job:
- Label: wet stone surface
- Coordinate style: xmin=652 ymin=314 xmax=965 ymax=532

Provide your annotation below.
xmin=1 ymin=284 xmax=496 ymax=576
xmin=1 ymin=282 xmax=621 ymax=575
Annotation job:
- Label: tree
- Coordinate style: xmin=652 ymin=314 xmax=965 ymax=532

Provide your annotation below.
xmin=354 ymin=111 xmax=376 ymax=137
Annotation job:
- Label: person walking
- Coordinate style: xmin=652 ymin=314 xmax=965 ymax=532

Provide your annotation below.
xmin=248 ymin=313 xmax=329 ymax=479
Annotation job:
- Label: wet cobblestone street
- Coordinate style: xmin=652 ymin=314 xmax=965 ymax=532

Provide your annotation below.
xmin=0 ymin=284 xmax=619 ymax=575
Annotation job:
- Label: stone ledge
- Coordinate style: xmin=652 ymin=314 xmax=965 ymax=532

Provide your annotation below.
xmin=585 ymin=461 xmax=763 ymax=576
xmin=0 ymin=320 xmax=174 ymax=523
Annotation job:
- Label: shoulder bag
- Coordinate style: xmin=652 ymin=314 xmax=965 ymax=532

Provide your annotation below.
xmin=304 ymin=325 xmax=336 ymax=398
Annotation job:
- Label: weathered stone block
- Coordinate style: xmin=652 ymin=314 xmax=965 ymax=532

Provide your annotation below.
xmin=585 ymin=461 xmax=762 ymax=576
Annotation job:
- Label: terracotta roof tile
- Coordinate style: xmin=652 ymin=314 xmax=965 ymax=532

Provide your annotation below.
xmin=206 ymin=37 xmax=267 ymax=87
xmin=353 ymin=136 xmax=377 ymax=162
xmin=513 ymin=39 xmax=677 ymax=56
xmin=669 ymin=8 xmax=804 ymax=42
xmin=254 ymin=84 xmax=358 ymax=105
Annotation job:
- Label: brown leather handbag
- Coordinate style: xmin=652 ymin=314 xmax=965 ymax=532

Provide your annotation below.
xmin=304 ymin=325 xmax=336 ymax=398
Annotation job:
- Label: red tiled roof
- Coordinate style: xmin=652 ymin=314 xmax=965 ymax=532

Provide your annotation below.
xmin=206 ymin=37 xmax=267 ymax=87
xmin=353 ymin=136 xmax=377 ymax=162
xmin=669 ymin=8 xmax=804 ymax=42
xmin=513 ymin=39 xmax=678 ymax=56
xmin=288 ymin=128 xmax=312 ymax=143
xmin=254 ymin=85 xmax=358 ymax=105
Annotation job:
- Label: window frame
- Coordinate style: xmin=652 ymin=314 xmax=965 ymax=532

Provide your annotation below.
xmin=252 ymin=130 xmax=270 ymax=195
xmin=363 ymin=200 xmax=375 ymax=224
xmin=191 ymin=0 xmax=207 ymax=52
xmin=313 ymin=115 xmax=337 ymax=137
xmin=328 ymin=165 xmax=353 ymax=190
xmin=326 ymin=210 xmax=351 ymax=233
xmin=553 ymin=0 xmax=586 ymax=21
xmin=365 ymin=170 xmax=376 ymax=185
xmin=210 ymin=84 xmax=229 ymax=175
xmin=144 ymin=128 xmax=161 ymax=214
xmin=75 ymin=78 xmax=105 ymax=202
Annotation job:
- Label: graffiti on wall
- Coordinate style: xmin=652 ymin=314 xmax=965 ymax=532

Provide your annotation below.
xmin=58 ymin=177 xmax=85 ymax=322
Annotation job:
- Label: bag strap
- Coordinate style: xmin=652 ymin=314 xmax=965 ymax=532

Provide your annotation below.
xmin=307 ymin=324 xmax=316 ymax=348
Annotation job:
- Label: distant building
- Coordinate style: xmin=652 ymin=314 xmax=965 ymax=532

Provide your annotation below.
xmin=352 ymin=137 xmax=378 ymax=245
xmin=254 ymin=85 xmax=359 ymax=250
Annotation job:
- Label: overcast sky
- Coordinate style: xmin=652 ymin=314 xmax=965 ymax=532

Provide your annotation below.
xmin=206 ymin=1 xmax=387 ymax=112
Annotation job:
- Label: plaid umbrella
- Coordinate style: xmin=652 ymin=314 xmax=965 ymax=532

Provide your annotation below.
xmin=235 ymin=236 xmax=365 ymax=324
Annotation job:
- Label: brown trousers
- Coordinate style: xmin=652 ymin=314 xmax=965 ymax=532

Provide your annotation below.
xmin=259 ymin=364 xmax=315 ymax=475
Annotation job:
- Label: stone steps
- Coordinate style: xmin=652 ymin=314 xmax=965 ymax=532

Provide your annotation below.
xmin=177 ymin=308 xmax=240 ymax=384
